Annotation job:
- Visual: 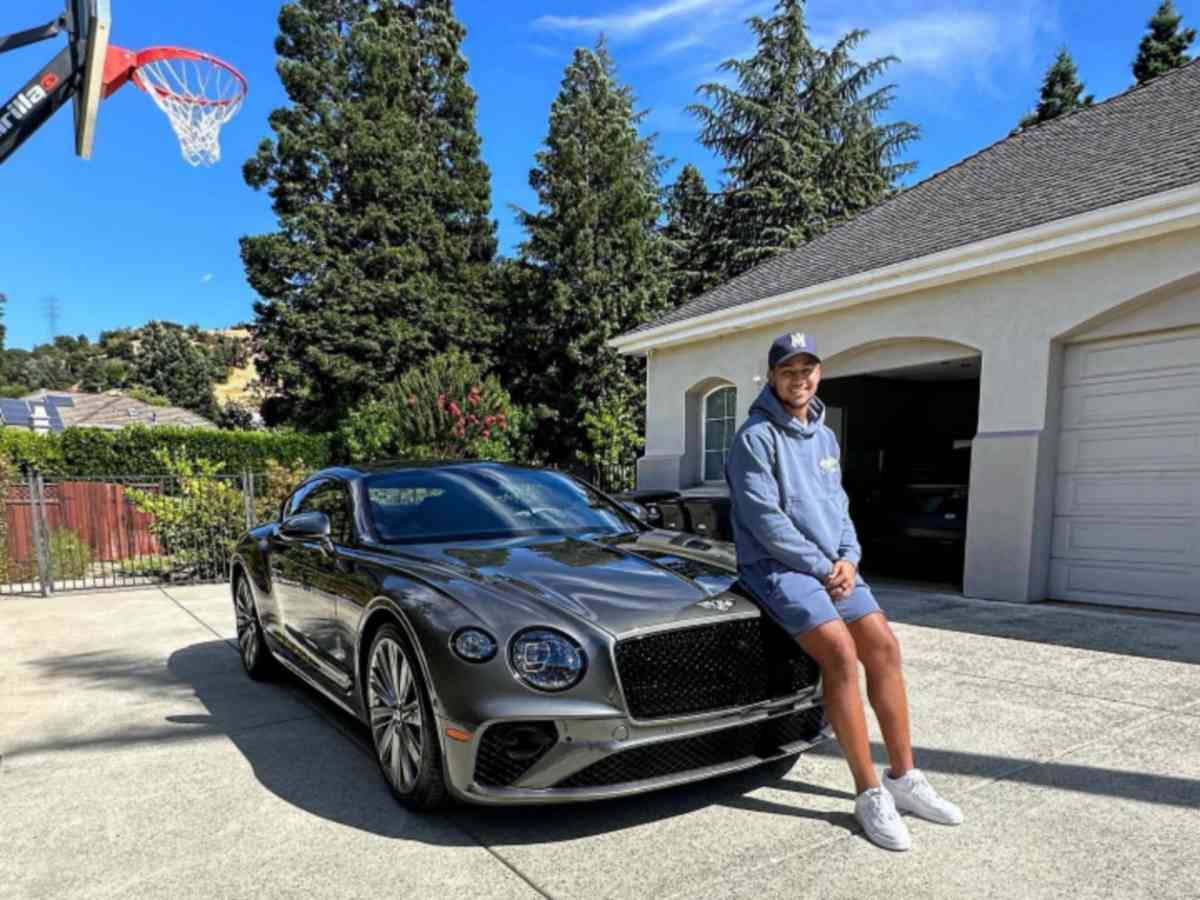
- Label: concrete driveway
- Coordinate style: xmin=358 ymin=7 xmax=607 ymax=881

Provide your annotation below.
xmin=2 ymin=582 xmax=1198 ymax=899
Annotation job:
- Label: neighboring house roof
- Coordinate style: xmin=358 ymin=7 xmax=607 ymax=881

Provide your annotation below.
xmin=628 ymin=60 xmax=1200 ymax=339
xmin=14 ymin=390 xmax=214 ymax=430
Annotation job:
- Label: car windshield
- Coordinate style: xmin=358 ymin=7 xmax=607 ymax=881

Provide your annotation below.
xmin=363 ymin=465 xmax=639 ymax=544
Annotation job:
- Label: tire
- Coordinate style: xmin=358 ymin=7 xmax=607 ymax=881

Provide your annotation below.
xmin=366 ymin=624 xmax=448 ymax=811
xmin=233 ymin=573 xmax=275 ymax=680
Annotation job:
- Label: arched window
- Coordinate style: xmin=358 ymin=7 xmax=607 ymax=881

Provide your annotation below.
xmin=701 ymin=385 xmax=737 ymax=482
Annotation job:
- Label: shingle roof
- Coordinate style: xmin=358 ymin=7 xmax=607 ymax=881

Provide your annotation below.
xmin=631 ymin=60 xmax=1200 ymax=337
xmin=18 ymin=390 xmax=214 ymax=430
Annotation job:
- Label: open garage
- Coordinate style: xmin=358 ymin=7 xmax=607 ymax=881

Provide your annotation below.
xmin=820 ymin=356 xmax=980 ymax=588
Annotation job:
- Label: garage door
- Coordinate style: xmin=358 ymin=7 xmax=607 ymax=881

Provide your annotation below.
xmin=1050 ymin=327 xmax=1200 ymax=613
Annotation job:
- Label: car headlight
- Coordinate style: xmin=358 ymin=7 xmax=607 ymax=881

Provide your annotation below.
xmin=451 ymin=627 xmax=498 ymax=663
xmin=509 ymin=628 xmax=587 ymax=692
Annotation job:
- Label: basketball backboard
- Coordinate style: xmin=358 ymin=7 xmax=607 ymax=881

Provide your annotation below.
xmin=70 ymin=0 xmax=109 ymax=158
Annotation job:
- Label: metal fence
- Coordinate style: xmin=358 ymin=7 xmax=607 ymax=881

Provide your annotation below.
xmin=1 ymin=461 xmax=639 ymax=597
xmin=1 ymin=470 xmax=265 ymax=596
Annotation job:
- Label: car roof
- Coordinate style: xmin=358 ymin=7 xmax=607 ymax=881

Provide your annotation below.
xmin=310 ymin=460 xmax=553 ymax=482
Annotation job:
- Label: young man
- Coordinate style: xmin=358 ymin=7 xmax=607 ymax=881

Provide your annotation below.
xmin=725 ymin=331 xmax=963 ymax=851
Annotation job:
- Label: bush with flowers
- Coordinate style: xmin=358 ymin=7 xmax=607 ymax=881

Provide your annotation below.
xmin=335 ymin=350 xmax=529 ymax=462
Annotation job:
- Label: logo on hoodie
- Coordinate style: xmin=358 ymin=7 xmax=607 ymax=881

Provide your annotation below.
xmin=820 ymin=456 xmax=839 ymax=472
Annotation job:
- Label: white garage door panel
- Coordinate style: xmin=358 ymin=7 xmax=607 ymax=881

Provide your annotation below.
xmin=1058 ymin=424 xmax=1200 ymax=472
xmin=1061 ymin=373 xmax=1200 ymax=428
xmin=1055 ymin=474 xmax=1198 ymax=517
xmin=1064 ymin=329 xmax=1200 ymax=382
xmin=1051 ymin=517 xmax=1197 ymax=564
xmin=1053 ymin=326 xmax=1200 ymax=612
xmin=1049 ymin=561 xmax=1198 ymax=615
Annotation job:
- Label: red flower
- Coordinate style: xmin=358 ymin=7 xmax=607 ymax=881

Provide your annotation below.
xmin=468 ymin=414 xmax=478 ymax=425
xmin=448 ymin=402 xmax=462 ymax=418
xmin=482 ymin=429 xmax=492 ymax=439
xmin=483 ymin=415 xmax=495 ymax=427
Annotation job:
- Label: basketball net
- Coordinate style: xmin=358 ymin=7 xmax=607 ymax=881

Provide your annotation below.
xmin=133 ymin=51 xmax=245 ymax=166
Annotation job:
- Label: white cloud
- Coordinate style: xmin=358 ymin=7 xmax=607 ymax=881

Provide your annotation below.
xmin=534 ymin=0 xmax=745 ymax=39
xmin=200 ymin=274 xmax=214 ymax=283
xmin=833 ymin=12 xmax=1000 ymax=73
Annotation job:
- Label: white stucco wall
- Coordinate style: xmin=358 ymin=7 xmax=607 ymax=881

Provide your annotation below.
xmin=636 ymin=225 xmax=1200 ymax=603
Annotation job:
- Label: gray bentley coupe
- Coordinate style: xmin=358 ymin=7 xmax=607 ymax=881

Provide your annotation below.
xmin=230 ymin=461 xmax=828 ymax=810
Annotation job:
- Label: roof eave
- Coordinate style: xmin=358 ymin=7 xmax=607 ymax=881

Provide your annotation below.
xmin=611 ymin=182 xmax=1200 ymax=356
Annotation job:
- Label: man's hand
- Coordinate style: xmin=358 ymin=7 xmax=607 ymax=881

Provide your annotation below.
xmin=825 ymin=560 xmax=858 ymax=602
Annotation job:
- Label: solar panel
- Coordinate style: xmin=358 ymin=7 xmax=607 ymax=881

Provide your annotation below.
xmin=46 ymin=395 xmax=76 ymax=408
xmin=0 ymin=399 xmax=33 ymax=427
xmin=45 ymin=408 xmax=66 ymax=433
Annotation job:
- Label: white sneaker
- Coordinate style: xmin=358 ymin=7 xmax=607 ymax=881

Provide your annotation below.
xmin=882 ymin=768 xmax=964 ymax=825
xmin=854 ymin=786 xmax=912 ymax=851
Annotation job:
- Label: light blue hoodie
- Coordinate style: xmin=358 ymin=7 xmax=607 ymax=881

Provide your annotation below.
xmin=724 ymin=384 xmax=861 ymax=580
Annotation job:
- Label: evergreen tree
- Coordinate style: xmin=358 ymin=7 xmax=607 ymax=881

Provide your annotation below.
xmin=661 ymin=164 xmax=720 ymax=305
xmin=505 ymin=42 xmax=672 ymax=463
xmin=1133 ymin=1 xmax=1196 ymax=83
xmin=241 ymin=1 xmax=497 ymax=429
xmin=1019 ymin=48 xmax=1094 ymax=129
xmin=132 ymin=322 xmax=220 ymax=418
xmin=689 ymin=0 xmax=917 ymax=281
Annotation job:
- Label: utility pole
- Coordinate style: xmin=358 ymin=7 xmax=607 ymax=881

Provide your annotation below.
xmin=43 ymin=295 xmax=60 ymax=340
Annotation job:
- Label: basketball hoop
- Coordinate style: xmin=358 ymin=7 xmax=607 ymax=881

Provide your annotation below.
xmin=103 ymin=45 xmax=246 ymax=166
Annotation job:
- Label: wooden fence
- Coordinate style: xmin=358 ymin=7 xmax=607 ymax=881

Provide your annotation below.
xmin=5 ymin=481 xmax=161 ymax=565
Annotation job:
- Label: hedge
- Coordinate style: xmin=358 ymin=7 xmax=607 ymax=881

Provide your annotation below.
xmin=0 ymin=425 xmax=333 ymax=477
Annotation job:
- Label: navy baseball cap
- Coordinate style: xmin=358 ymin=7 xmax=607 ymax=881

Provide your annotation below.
xmin=768 ymin=332 xmax=821 ymax=369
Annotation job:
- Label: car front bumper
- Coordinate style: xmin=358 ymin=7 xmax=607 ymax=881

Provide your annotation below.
xmin=440 ymin=690 xmax=829 ymax=805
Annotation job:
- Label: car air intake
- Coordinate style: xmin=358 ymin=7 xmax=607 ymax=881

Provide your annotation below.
xmin=473 ymin=721 xmax=558 ymax=787
xmin=555 ymin=706 xmax=826 ymax=789
xmin=614 ymin=617 xmax=819 ymax=720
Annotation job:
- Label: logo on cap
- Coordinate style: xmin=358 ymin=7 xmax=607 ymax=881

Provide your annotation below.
xmin=790 ymin=332 xmax=808 ymax=349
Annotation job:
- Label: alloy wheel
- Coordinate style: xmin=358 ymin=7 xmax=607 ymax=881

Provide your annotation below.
xmin=234 ymin=579 xmax=260 ymax=670
xmin=368 ymin=637 xmax=424 ymax=792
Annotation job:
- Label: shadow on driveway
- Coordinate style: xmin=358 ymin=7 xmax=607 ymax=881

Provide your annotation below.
xmin=872 ymin=587 xmax=1200 ymax=665
xmin=10 ymin=638 xmax=1199 ymax=848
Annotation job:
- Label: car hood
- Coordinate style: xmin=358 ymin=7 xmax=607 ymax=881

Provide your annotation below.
xmin=382 ymin=530 xmax=759 ymax=637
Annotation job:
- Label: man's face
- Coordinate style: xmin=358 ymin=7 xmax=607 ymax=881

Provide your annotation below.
xmin=768 ymin=355 xmax=821 ymax=410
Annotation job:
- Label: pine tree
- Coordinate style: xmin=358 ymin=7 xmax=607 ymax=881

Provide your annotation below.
xmin=1019 ymin=48 xmax=1094 ymax=129
xmin=504 ymin=42 xmax=672 ymax=463
xmin=689 ymin=0 xmax=917 ymax=282
xmin=1133 ymin=0 xmax=1196 ymax=83
xmin=241 ymin=1 xmax=497 ymax=429
xmin=661 ymin=164 xmax=720 ymax=305
xmin=132 ymin=322 xmax=220 ymax=418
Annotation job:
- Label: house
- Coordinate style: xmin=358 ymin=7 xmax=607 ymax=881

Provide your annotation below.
xmin=1 ymin=390 xmax=213 ymax=432
xmin=611 ymin=61 xmax=1200 ymax=615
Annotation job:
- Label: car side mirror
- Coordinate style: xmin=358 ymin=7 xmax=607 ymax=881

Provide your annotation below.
xmin=618 ymin=500 xmax=650 ymax=522
xmin=280 ymin=511 xmax=331 ymax=540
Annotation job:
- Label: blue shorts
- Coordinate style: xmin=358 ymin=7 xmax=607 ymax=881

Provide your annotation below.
xmin=739 ymin=559 xmax=881 ymax=636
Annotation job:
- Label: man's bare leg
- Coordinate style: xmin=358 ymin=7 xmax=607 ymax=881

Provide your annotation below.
xmin=795 ymin=618 xmax=878 ymax=794
xmin=846 ymin=611 xmax=914 ymax=778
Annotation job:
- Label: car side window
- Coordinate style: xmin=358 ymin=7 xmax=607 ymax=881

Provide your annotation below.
xmin=284 ymin=480 xmax=325 ymax=521
xmin=297 ymin=481 xmax=354 ymax=545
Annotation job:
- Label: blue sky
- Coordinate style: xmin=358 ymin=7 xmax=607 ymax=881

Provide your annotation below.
xmin=1 ymin=0 xmax=1195 ymax=349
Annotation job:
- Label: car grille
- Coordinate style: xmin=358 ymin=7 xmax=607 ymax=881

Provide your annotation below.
xmin=555 ymin=706 xmax=826 ymax=789
xmin=614 ymin=617 xmax=820 ymax=720
xmin=473 ymin=721 xmax=558 ymax=787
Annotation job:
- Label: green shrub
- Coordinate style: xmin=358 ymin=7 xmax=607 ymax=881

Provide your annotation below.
xmin=0 ymin=456 xmax=15 ymax=583
xmin=335 ymin=349 xmax=526 ymax=462
xmin=47 ymin=528 xmax=91 ymax=580
xmin=0 ymin=425 xmax=332 ymax=477
xmin=125 ymin=450 xmax=245 ymax=574
xmin=3 ymin=528 xmax=91 ymax=583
